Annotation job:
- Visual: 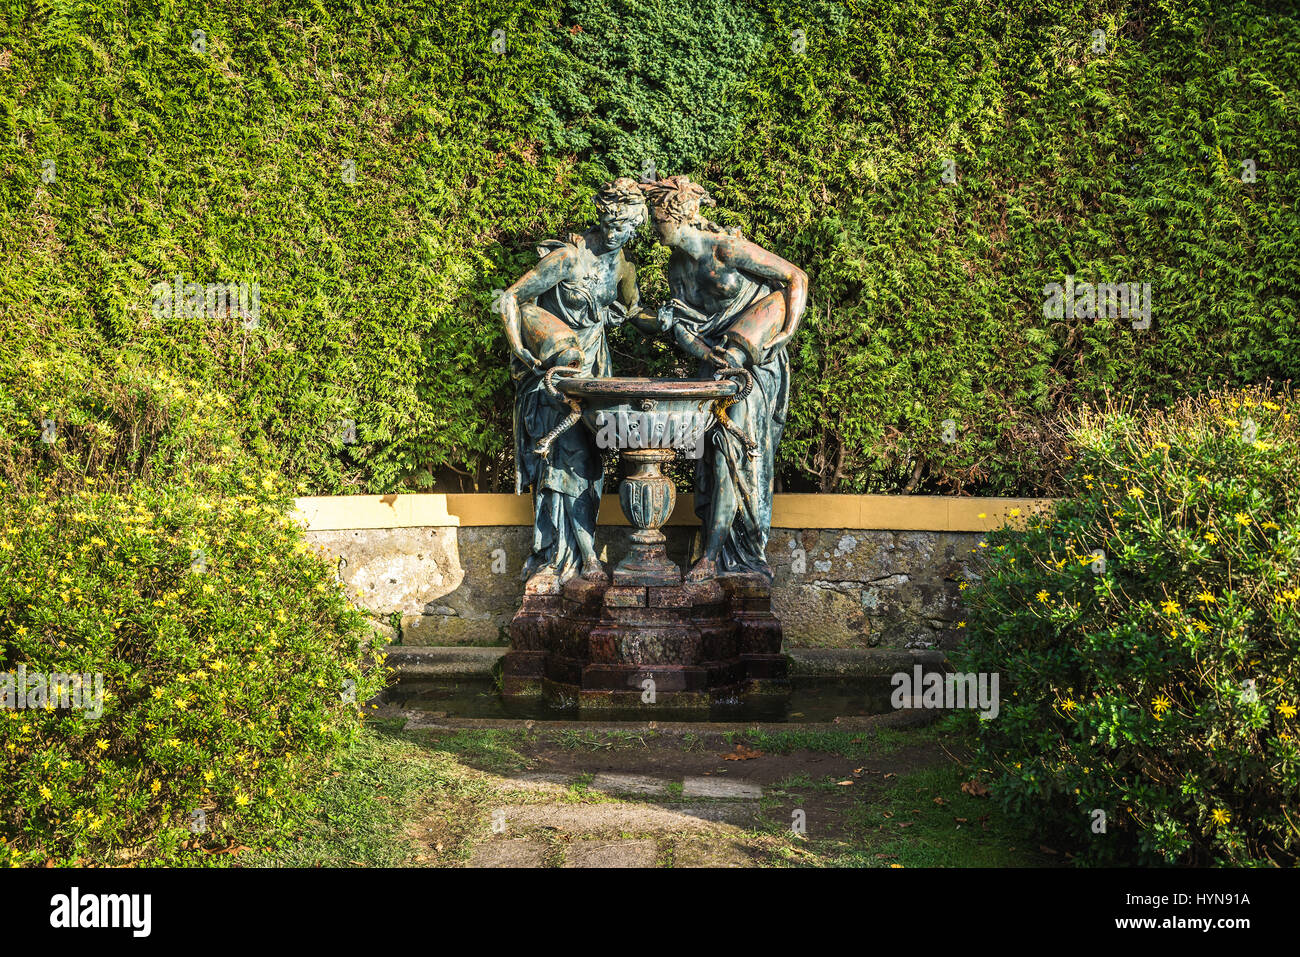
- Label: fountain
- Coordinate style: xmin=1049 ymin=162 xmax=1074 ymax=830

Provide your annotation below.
xmin=502 ymin=375 xmax=789 ymax=710
xmin=497 ymin=175 xmax=807 ymax=713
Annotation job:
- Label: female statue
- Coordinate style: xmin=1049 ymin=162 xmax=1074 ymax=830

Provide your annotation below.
xmin=498 ymin=178 xmax=648 ymax=591
xmin=642 ymin=175 xmax=808 ymax=583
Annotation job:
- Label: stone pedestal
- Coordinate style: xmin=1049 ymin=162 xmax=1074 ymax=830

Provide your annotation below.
xmin=503 ymin=571 xmax=788 ymax=710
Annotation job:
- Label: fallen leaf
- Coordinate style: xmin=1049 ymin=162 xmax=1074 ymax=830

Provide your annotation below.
xmin=897 ymin=822 xmax=913 ymax=828
xmin=1039 ymin=844 xmax=1058 ymax=855
xmin=933 ymin=796 xmax=946 ymax=806
xmin=954 ymin=817 xmax=968 ymax=824
xmin=837 ymin=780 xmax=854 ymax=786
xmin=960 ymin=779 xmax=990 ymax=798
xmin=883 ymin=773 xmax=896 ymax=780
xmin=721 ymin=744 xmax=764 ymax=761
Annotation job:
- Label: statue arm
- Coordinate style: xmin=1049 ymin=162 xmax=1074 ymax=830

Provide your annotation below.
xmin=608 ymin=253 xmax=639 ymax=327
xmin=716 ymin=236 xmax=809 ymax=353
xmin=500 ymin=248 xmax=574 ymax=367
xmin=619 ymin=254 xmax=640 ymax=313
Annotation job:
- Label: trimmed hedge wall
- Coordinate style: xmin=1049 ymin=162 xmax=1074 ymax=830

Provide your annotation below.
xmin=3 ymin=0 xmax=1297 ymax=495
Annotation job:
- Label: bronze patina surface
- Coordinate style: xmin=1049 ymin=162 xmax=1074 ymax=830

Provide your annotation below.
xmin=500 ymin=176 xmax=805 ymax=711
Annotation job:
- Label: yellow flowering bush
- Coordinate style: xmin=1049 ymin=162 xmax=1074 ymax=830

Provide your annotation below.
xmin=0 ymin=354 xmax=387 ymax=864
xmin=958 ymin=385 xmax=1300 ymax=865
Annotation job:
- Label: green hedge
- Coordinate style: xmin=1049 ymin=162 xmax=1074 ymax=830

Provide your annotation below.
xmin=0 ymin=353 xmax=387 ymax=864
xmin=958 ymin=385 xmax=1300 ymax=865
xmin=3 ymin=0 xmax=1297 ymax=495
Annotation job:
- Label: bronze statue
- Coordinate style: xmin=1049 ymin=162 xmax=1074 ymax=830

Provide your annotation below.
xmin=499 ymin=178 xmax=648 ymax=592
xmin=642 ymin=175 xmax=808 ymax=583
xmin=500 ymin=175 xmax=803 ymax=709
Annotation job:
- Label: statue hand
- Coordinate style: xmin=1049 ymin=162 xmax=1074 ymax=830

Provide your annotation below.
xmin=656 ymin=302 xmax=676 ymax=333
xmin=513 ymin=347 xmax=542 ymax=371
xmin=671 ymin=298 xmax=708 ymax=324
xmin=710 ymin=343 xmax=747 ymax=370
xmin=608 ymin=300 xmax=628 ymax=327
xmin=764 ymin=330 xmax=792 ymax=356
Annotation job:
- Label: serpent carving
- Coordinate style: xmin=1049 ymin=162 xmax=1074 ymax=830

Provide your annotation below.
xmin=534 ymin=365 xmax=583 ymax=459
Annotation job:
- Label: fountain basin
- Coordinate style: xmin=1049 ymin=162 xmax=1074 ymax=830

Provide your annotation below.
xmin=552 ymin=376 xmax=739 ymax=586
xmin=556 ymin=376 xmax=737 ymax=452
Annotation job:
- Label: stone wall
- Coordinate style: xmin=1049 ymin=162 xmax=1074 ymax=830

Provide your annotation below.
xmin=305 ymin=524 xmax=979 ymax=651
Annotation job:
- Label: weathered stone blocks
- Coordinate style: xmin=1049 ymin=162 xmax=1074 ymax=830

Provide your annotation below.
xmin=304 ymin=524 xmax=980 ymax=650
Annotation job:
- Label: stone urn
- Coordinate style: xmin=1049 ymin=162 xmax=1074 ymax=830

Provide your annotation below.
xmin=554 ymin=376 xmax=737 ymax=586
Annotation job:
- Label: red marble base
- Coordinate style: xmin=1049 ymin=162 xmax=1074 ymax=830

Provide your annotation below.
xmin=503 ymin=573 xmax=788 ymax=709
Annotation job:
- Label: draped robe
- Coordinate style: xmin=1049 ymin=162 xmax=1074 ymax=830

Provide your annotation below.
xmin=512 ymin=238 xmax=613 ymax=583
xmin=674 ymin=272 xmax=789 ymax=578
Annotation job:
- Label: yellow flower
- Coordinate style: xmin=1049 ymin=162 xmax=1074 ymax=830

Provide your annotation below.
xmin=1061 ymin=698 xmax=1077 ymax=712
xmin=1009 ymin=508 xmax=1021 ymax=517
xmin=1160 ymin=600 xmax=1181 ymax=616
xmin=39 ymin=786 xmax=52 ymax=801
xmin=1127 ymin=487 xmax=1144 ymax=499
xmin=95 ymin=739 xmax=109 ymax=751
xmin=1153 ymin=695 xmax=1171 ymax=716
xmin=1195 ymin=591 xmax=1216 ymax=604
xmin=1234 ymin=512 xmax=1251 ymax=526
xmin=1278 ymin=703 xmax=1298 ymax=719
xmin=1211 ymin=808 xmax=1231 ymax=826
xmin=1036 ymin=590 xmax=1050 ymax=604
xmin=1203 ymin=531 xmax=1218 ymax=544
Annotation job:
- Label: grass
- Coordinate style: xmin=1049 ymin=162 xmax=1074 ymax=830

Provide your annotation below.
xmin=754 ymin=762 xmax=1057 ymax=868
xmin=725 ymin=724 xmax=920 ymax=760
xmin=231 ymin=716 xmax=1050 ymax=868
xmin=241 ymin=721 xmax=442 ymax=867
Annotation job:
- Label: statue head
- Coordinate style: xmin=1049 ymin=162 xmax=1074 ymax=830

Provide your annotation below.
xmin=643 ymin=175 xmax=733 ymax=246
xmin=593 ymin=177 xmax=647 ymax=250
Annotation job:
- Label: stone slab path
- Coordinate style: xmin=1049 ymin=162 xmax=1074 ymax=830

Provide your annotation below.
xmin=467 ymin=771 xmax=763 ymax=868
